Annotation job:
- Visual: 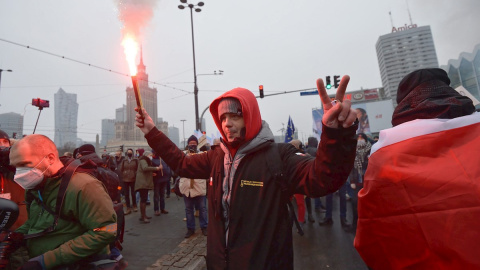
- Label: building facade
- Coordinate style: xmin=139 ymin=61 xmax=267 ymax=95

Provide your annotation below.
xmin=441 ymin=44 xmax=480 ymax=108
xmin=101 ymin=119 xmax=115 ymax=147
xmin=0 ymin=112 xmax=23 ymax=138
xmin=54 ymin=88 xmax=78 ymax=148
xmin=125 ymin=52 xmax=158 ymax=142
xmin=376 ymin=25 xmax=439 ymax=104
xmin=168 ymin=126 xmax=180 ymax=148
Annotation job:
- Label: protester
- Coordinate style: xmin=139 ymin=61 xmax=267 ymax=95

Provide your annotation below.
xmin=151 ymin=149 xmax=171 ymax=216
xmin=135 ymin=76 xmax=357 ymax=269
xmin=9 ymin=135 xmax=117 ymax=269
xmin=135 ymin=149 xmax=160 ymax=223
xmin=0 ymin=129 xmax=27 ymax=231
xmin=289 ymin=139 xmax=314 ymax=224
xmin=344 ymin=133 xmax=371 ymax=234
xmin=119 ymin=148 xmax=138 ymax=215
xmin=179 ymin=135 xmax=208 ymax=238
xmin=305 ymin=137 xmax=326 ymax=214
xmin=355 ymin=68 xmax=480 ymax=269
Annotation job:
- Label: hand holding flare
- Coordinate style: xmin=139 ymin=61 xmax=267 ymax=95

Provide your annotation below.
xmin=131 ymin=76 xmax=144 ymax=119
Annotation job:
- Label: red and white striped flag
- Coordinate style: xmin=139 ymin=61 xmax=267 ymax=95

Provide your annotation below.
xmin=355 ymin=112 xmax=480 ymax=269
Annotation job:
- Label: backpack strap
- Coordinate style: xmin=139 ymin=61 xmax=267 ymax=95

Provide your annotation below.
xmin=24 ymin=159 xmax=82 ymax=240
xmin=265 ymin=143 xmax=304 ymax=236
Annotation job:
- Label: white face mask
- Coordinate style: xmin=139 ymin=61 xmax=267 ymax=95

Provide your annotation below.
xmin=14 ymin=157 xmax=50 ymax=190
xmin=357 ymin=140 xmax=366 ymax=146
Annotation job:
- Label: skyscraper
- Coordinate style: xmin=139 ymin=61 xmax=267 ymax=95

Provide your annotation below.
xmin=54 ymin=88 xmax=78 ymax=148
xmin=101 ymin=119 xmax=115 ymax=147
xmin=0 ymin=112 xmax=23 ymax=138
xmin=125 ymin=49 xmax=157 ymax=141
xmin=376 ymin=25 xmax=439 ymax=104
xmin=168 ymin=126 xmax=180 ymax=148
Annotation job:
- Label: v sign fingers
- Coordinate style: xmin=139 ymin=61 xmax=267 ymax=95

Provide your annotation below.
xmin=335 ymin=75 xmax=350 ymax=102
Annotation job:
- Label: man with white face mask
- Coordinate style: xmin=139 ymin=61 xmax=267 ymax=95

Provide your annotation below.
xmin=9 ymin=134 xmax=117 ymax=269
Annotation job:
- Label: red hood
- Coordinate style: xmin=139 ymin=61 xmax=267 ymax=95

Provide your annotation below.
xmin=210 ymin=88 xmax=262 ymax=143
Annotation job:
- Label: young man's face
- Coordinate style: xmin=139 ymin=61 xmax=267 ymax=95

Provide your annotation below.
xmin=0 ymin=138 xmax=10 ymax=148
xmin=220 ymin=113 xmax=245 ymax=142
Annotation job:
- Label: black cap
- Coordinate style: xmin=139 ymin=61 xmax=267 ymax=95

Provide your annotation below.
xmin=78 ymin=144 xmax=95 ymax=155
xmin=187 ymin=135 xmax=198 ymax=144
xmin=0 ymin=129 xmax=9 ymax=141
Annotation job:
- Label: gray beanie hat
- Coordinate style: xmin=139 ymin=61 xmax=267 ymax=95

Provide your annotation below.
xmin=218 ymin=98 xmax=242 ymax=118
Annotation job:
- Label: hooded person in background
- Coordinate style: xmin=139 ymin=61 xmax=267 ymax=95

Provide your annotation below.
xmin=135 ymin=76 xmax=358 ymax=270
xmin=355 ymin=68 xmax=479 ymax=269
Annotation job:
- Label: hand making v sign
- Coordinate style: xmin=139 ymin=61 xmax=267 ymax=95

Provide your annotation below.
xmin=317 ymin=75 xmax=357 ymax=129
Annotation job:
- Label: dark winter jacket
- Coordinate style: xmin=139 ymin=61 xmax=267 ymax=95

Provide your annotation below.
xmin=145 ymin=88 xmax=357 ymax=270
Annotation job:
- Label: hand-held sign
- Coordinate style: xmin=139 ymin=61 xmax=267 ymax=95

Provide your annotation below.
xmin=317 ymin=75 xmax=357 ymax=129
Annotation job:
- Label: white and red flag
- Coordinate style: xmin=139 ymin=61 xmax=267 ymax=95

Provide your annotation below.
xmin=355 ymin=112 xmax=480 ymax=269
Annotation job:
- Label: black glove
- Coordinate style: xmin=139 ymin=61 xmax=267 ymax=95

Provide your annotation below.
xmin=5 ymin=231 xmax=24 ymax=249
xmin=17 ymin=261 xmax=43 ymax=270
xmin=0 ymin=231 xmax=24 ymax=260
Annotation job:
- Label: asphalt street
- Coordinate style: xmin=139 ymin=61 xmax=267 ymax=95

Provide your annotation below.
xmin=121 ymin=192 xmax=368 ymax=269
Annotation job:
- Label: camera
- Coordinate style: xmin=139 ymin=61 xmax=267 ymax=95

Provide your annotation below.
xmin=32 ymin=98 xmax=49 ymax=109
xmin=0 ymin=147 xmax=10 ymax=167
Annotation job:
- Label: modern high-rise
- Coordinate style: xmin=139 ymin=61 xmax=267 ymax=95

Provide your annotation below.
xmin=101 ymin=119 xmax=115 ymax=147
xmin=54 ymin=88 xmax=78 ymax=148
xmin=441 ymin=44 xmax=480 ymax=108
xmin=116 ymin=105 xmax=126 ymax=122
xmin=168 ymin=126 xmax=180 ymax=147
xmin=376 ymin=25 xmax=439 ymax=104
xmin=125 ymin=50 xmax=158 ymax=141
xmin=0 ymin=112 xmax=23 ymax=138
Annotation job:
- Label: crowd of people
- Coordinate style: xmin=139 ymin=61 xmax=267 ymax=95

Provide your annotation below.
xmin=0 ymin=68 xmax=478 ymax=269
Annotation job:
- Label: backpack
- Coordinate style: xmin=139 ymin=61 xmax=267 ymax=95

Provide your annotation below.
xmin=172 ymin=175 xmax=183 ymax=198
xmin=92 ymin=166 xmax=121 ymax=203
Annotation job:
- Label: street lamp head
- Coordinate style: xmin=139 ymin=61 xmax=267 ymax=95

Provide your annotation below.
xmin=178 ymin=5 xmax=185 ymax=9
xmin=180 ymin=0 xmax=187 ymax=3
xmin=195 ymin=8 xmax=201 ymax=12
xmin=197 ymin=2 xmax=204 ymax=6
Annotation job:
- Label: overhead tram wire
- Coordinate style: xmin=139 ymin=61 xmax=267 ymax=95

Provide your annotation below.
xmin=0 ymin=38 xmax=191 ymax=94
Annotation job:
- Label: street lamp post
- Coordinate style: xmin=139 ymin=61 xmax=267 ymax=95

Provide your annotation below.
xmin=181 ymin=119 xmax=187 ymax=149
xmin=0 ymin=69 xmax=13 ymax=107
xmin=178 ymin=0 xmax=204 ymax=132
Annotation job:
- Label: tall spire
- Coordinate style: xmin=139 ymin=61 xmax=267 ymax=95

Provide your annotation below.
xmin=140 ymin=44 xmax=145 ymax=67
xmin=137 ymin=43 xmax=146 ymax=73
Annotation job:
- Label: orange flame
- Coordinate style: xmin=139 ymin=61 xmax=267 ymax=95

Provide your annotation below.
xmin=121 ymin=34 xmax=139 ymax=76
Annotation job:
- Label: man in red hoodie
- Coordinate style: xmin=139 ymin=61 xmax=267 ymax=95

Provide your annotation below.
xmin=136 ymin=76 xmax=358 ymax=270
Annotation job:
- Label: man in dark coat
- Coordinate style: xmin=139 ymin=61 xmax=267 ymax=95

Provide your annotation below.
xmin=135 ymin=77 xmax=358 ymax=270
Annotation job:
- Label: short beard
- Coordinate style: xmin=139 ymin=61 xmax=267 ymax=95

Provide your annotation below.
xmin=225 ymin=127 xmax=246 ymax=148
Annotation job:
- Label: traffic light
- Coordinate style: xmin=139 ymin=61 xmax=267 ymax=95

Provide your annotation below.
xmin=325 ymin=76 xmax=332 ymax=89
xmin=120 ymin=145 xmax=124 ymax=152
xmin=259 ymin=85 xmax=264 ymax=98
xmin=334 ymin=75 xmax=341 ymax=88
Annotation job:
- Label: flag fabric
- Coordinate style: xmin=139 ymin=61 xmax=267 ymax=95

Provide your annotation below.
xmin=312 ymin=109 xmax=323 ymax=141
xmin=284 ymin=116 xmax=295 ymax=143
xmin=354 ymin=112 xmax=480 ymax=269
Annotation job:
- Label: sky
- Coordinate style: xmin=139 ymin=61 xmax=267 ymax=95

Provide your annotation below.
xmin=0 ymin=0 xmax=479 ymax=144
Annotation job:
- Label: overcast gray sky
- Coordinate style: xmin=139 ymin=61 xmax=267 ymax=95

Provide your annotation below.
xmin=0 ymin=0 xmax=479 ymax=143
